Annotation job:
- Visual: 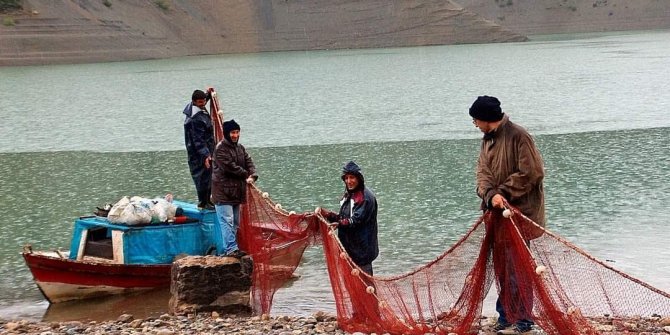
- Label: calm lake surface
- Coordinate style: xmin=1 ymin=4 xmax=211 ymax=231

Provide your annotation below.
xmin=0 ymin=30 xmax=669 ymax=322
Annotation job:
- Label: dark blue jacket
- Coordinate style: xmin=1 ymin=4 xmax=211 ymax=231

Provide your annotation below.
xmin=183 ymin=102 xmax=215 ymax=168
xmin=336 ymin=161 xmax=379 ymax=266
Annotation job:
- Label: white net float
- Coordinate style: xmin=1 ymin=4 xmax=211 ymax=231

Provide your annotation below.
xmin=502 ymin=208 xmax=512 ymax=218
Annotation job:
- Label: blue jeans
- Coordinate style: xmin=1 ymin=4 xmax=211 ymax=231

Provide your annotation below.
xmin=496 ymin=256 xmax=534 ymax=330
xmin=214 ymin=204 xmax=240 ymax=255
xmin=496 ymin=297 xmax=534 ymax=330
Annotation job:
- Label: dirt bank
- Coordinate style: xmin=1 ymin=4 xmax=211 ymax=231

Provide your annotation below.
xmin=458 ymin=0 xmax=670 ymax=36
xmin=0 ymin=0 xmax=525 ymax=66
xmin=1 ymin=0 xmax=669 ymax=67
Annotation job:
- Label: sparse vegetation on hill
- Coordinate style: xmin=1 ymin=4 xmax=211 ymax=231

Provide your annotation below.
xmin=0 ymin=0 xmax=22 ymax=12
xmin=154 ymin=0 xmax=169 ymax=11
xmin=2 ymin=16 xmax=14 ymax=26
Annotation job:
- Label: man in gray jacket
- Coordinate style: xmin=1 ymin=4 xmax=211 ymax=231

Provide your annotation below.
xmin=470 ymin=95 xmax=545 ymax=335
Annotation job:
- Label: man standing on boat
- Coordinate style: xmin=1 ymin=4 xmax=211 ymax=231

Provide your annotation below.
xmin=469 ymin=96 xmax=545 ymax=335
xmin=183 ymin=89 xmax=216 ymax=210
xmin=211 ymin=119 xmax=257 ymax=258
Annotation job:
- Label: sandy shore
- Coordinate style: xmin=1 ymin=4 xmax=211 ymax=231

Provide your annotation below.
xmin=2 ymin=312 xmax=670 ymax=334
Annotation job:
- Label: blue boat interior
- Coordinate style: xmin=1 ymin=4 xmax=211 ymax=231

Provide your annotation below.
xmin=68 ymin=201 xmax=217 ymax=264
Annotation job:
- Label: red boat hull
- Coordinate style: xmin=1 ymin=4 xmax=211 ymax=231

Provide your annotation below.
xmin=23 ymin=251 xmax=171 ymax=303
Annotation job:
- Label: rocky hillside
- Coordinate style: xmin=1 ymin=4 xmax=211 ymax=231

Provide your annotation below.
xmin=1 ymin=0 xmax=669 ymax=66
xmin=0 ymin=0 xmax=526 ymax=66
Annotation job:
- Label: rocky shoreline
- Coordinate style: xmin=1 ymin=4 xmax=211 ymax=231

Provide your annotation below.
xmin=2 ymin=311 xmax=670 ymax=334
xmin=5 ymin=312 xmax=340 ymax=335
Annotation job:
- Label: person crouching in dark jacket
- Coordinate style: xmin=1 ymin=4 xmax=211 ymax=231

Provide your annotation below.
xmin=211 ymin=119 xmax=257 ymax=258
xmin=318 ymin=161 xmax=379 ymax=275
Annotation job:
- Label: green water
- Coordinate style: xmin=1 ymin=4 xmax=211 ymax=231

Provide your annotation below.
xmin=1 ymin=128 xmax=668 ymax=320
xmin=0 ymin=30 xmax=669 ymax=320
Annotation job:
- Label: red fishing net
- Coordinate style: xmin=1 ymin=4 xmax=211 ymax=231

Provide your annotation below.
xmin=208 ymin=94 xmax=670 ymax=333
xmin=207 ymin=87 xmax=224 ymax=142
xmin=209 ymin=87 xmax=670 ymax=334
xmin=238 ymin=184 xmax=670 ymax=335
xmin=238 ymin=185 xmax=322 ymax=314
xmin=208 ymin=88 xmax=324 ymax=314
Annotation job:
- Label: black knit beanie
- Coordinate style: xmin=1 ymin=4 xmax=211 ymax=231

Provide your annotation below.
xmin=223 ymin=119 xmax=241 ymax=143
xmin=469 ymin=96 xmax=504 ymax=122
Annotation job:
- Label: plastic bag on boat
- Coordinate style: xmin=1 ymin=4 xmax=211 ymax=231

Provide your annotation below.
xmin=123 ymin=202 xmax=153 ymax=225
xmin=130 ymin=196 xmax=158 ymax=223
xmin=151 ymin=198 xmax=177 ymax=222
xmin=108 ymin=196 xmax=177 ymax=225
xmin=108 ymin=196 xmax=152 ymax=225
xmin=137 ymin=197 xmax=177 ymax=223
xmin=107 ymin=196 xmax=130 ymax=223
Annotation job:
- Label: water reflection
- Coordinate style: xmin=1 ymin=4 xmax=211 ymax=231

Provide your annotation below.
xmin=42 ymin=289 xmax=171 ymax=323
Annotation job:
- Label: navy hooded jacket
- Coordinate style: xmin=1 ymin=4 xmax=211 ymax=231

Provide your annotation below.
xmin=336 ymin=161 xmax=379 ymax=266
xmin=183 ymin=102 xmax=215 ymax=167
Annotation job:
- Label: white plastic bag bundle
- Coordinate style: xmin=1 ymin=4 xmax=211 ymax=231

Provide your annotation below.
xmin=108 ymin=196 xmax=152 ymax=225
xmin=131 ymin=197 xmax=159 ymax=223
xmin=121 ymin=202 xmax=153 ymax=225
xmin=150 ymin=198 xmax=177 ymax=223
xmin=107 ymin=195 xmax=177 ymax=225
xmin=107 ymin=196 xmax=130 ymax=223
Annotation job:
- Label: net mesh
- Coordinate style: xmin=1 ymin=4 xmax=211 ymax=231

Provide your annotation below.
xmin=238 ymin=184 xmax=670 ymax=334
xmin=238 ymin=185 xmax=322 ymax=314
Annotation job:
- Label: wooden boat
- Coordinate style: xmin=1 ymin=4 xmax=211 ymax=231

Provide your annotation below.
xmin=22 ymin=201 xmax=217 ymax=303
xmin=22 ymin=87 xmax=267 ymax=304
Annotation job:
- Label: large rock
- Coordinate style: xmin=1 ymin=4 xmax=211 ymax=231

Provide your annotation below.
xmin=169 ymin=255 xmax=253 ymax=316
